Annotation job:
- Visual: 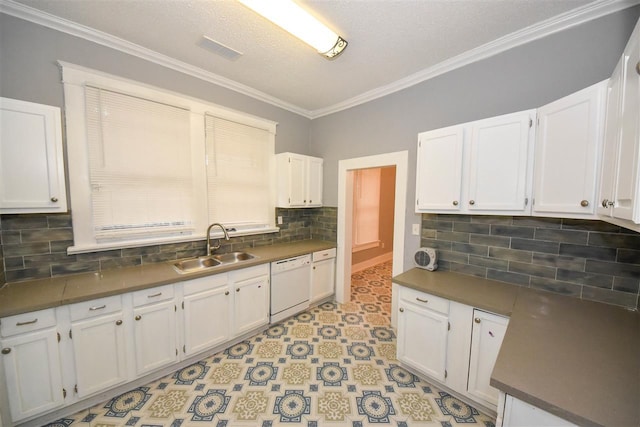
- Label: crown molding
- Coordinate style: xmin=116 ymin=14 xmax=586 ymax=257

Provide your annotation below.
xmin=1 ymin=0 xmax=637 ymax=120
xmin=0 ymin=0 xmax=314 ymax=118
xmin=308 ymin=0 xmax=640 ymax=119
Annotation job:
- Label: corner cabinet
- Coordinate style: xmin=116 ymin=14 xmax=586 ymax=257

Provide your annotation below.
xmin=416 ymin=110 xmax=536 ymax=215
xmin=0 ymin=97 xmax=67 ymax=214
xmin=598 ymin=18 xmax=640 ymax=226
xmin=532 ymin=81 xmax=607 ymax=218
xmin=276 ymin=152 xmax=323 ymax=208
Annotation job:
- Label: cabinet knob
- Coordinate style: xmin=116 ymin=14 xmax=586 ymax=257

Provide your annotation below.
xmin=1 ymin=348 xmax=10 ymax=355
xmin=225 ymin=291 xmax=230 ymax=295
xmin=399 ymin=308 xmax=404 ymax=313
xmin=309 ymin=200 xmax=312 ymax=203
xmin=135 ymin=315 xmax=142 ymax=321
xmin=236 ymin=288 xmax=240 ymax=292
xmin=50 ymin=197 xmax=58 ymax=203
xmin=452 ymin=200 xmax=458 ymax=206
xmin=116 ymin=320 xmax=123 ymax=326
xmin=580 ymin=200 xmax=589 ymax=207
xmin=474 ymin=317 xmax=481 ymax=323
xmin=469 ymin=200 xmax=475 ymax=205
xmin=608 ymin=200 xmax=614 ymax=207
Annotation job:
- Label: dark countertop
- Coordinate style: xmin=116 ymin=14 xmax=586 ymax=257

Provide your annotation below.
xmin=393 ymin=268 xmax=640 ymax=427
xmin=0 ymin=240 xmax=335 ymax=318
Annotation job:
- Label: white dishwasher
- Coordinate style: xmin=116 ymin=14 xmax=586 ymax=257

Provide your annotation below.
xmin=270 ymin=254 xmax=311 ymax=323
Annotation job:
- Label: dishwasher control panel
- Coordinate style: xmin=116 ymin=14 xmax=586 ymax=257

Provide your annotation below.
xmin=271 ymin=254 xmax=311 ymax=273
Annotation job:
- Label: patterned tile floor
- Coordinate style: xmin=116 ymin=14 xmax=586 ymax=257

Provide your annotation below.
xmin=48 ymin=261 xmax=495 ymax=427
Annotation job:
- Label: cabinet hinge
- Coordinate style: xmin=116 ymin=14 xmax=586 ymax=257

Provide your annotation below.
xmin=529 ymin=118 xmax=533 ymax=128
xmin=74 ymin=384 xmax=78 ymax=394
xmin=525 ymin=198 xmax=529 ymax=206
xmin=176 ymin=348 xmax=178 ymax=356
xmin=416 ymin=198 xmax=419 ymax=205
xmin=447 ymin=322 xmax=450 ymax=331
xmin=174 ymin=305 xmax=177 ymax=312
xmin=182 ymin=301 xmax=184 ymax=310
xmin=57 ymin=332 xmax=61 ymax=342
xmin=69 ymin=329 xmax=72 ymax=339
xmin=62 ymin=388 xmax=67 ymax=399
xmin=183 ymin=345 xmax=186 ymax=353
xmin=418 ymin=140 xmax=421 ymax=148
xmin=444 ymin=370 xmax=448 ymax=379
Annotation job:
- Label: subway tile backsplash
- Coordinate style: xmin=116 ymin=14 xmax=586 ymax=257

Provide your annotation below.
xmin=0 ymin=207 xmax=337 ymax=284
xmin=421 ymin=214 xmax=640 ymax=310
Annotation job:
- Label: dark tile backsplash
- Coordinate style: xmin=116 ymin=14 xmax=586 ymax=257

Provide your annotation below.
xmin=0 ymin=207 xmax=338 ymax=284
xmin=421 ymin=214 xmax=640 ymax=310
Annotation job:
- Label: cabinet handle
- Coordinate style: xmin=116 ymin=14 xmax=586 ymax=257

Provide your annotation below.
xmin=1 ymin=348 xmax=10 ymax=355
xmin=89 ymin=305 xmax=106 ymax=311
xmin=116 ymin=320 xmax=123 ymax=326
xmin=416 ymin=297 xmax=428 ymax=303
xmin=50 ymin=197 xmax=58 ymax=202
xmin=135 ymin=315 xmax=142 ymax=321
xmin=399 ymin=308 xmax=404 ymax=312
xmin=147 ymin=292 xmax=162 ymax=298
xmin=225 ymin=291 xmax=230 ymax=295
xmin=452 ymin=200 xmax=458 ymax=206
xmin=580 ymin=200 xmax=589 ymax=207
xmin=474 ymin=317 xmax=481 ymax=323
xmin=469 ymin=200 xmax=475 ymax=205
xmin=16 ymin=318 xmax=38 ymax=326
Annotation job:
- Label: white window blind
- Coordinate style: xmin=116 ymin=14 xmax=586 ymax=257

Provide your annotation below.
xmin=85 ymin=86 xmax=195 ymax=241
xmin=205 ymin=115 xmax=272 ymax=229
xmin=353 ymin=168 xmax=381 ymax=248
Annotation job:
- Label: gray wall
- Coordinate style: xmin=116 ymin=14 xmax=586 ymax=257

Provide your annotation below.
xmin=0 ymin=14 xmax=311 ymax=154
xmin=309 ymin=7 xmax=640 ymax=271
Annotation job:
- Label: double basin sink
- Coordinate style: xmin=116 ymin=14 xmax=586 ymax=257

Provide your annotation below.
xmin=173 ymin=252 xmax=257 ymax=274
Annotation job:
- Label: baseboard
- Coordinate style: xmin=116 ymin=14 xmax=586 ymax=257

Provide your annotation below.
xmin=351 ymin=252 xmax=393 ymax=273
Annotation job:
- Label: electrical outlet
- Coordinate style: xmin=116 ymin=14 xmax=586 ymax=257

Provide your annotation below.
xmin=412 ymin=224 xmax=420 ymax=235
xmin=277 ymin=216 xmax=283 ymax=225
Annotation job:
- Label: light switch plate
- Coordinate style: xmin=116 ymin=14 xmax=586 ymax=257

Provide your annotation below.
xmin=277 ymin=216 xmax=283 ymax=225
xmin=412 ymin=224 xmax=420 ymax=235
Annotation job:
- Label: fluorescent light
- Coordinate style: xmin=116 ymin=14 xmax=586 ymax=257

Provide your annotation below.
xmin=238 ymin=0 xmax=348 ymax=58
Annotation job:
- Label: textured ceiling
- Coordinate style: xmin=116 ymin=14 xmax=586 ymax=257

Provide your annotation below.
xmin=13 ymin=0 xmax=599 ymax=116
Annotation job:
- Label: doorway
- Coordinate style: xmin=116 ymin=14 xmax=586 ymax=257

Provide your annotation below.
xmin=335 ymin=151 xmax=408 ymax=329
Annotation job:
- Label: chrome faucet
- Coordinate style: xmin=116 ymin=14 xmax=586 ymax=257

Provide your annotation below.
xmin=206 ymin=223 xmax=230 ymax=256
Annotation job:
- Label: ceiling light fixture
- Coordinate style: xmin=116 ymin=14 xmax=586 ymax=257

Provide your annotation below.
xmin=238 ymin=0 xmax=348 ymax=59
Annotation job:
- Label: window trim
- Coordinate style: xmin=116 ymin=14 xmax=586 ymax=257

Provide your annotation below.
xmin=59 ymin=61 xmax=278 ymax=254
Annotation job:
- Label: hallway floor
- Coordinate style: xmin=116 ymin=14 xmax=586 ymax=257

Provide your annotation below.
xmin=48 ymin=261 xmax=495 ymax=426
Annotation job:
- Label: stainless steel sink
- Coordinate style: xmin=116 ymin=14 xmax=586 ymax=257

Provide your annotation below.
xmin=172 ymin=252 xmax=257 ymax=274
xmin=212 ymin=251 xmax=256 ymax=264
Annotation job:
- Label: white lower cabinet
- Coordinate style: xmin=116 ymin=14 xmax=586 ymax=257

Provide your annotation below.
xmin=132 ymin=285 xmax=178 ymax=376
xmin=182 ymin=274 xmax=230 ymax=356
xmin=310 ymin=248 xmax=336 ymax=303
xmin=499 ymin=394 xmax=578 ymax=427
xmin=230 ymin=265 xmax=270 ymax=336
xmin=69 ymin=296 xmax=128 ymax=398
xmin=396 ymin=285 xmax=508 ymax=412
xmin=0 ymin=309 xmax=64 ymax=422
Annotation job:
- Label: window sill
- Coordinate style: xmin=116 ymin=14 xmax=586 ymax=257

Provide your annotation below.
xmin=352 ymin=241 xmax=381 ymax=253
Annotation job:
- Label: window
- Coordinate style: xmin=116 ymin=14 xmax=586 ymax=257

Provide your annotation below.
xmin=60 ymin=62 xmax=277 ymax=253
xmin=352 ymin=168 xmax=381 ymax=251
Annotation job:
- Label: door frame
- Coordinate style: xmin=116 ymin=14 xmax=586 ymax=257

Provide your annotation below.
xmin=336 ymin=151 xmax=408 ymax=328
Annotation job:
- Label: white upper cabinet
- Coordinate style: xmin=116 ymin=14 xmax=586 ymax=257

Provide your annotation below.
xmin=416 ymin=110 xmax=536 ymax=215
xmin=416 ymin=126 xmax=464 ymax=211
xmin=276 ymin=152 xmax=323 ymax=208
xmin=0 ymin=97 xmax=67 ymax=214
xmin=533 ymin=81 xmax=607 ymax=218
xmin=598 ymin=19 xmax=640 ymax=225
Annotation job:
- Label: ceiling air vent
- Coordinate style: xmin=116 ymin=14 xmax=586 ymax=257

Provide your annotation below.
xmin=198 ymin=36 xmax=243 ymax=61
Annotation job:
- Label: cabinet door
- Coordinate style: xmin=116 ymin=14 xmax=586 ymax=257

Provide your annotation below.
xmin=183 ymin=287 xmax=230 ymax=356
xmin=307 ymin=157 xmax=323 ymax=207
xmin=612 ymin=28 xmax=640 ymax=222
xmin=416 ymin=126 xmax=464 ymax=211
xmin=71 ymin=312 xmax=128 ymax=397
xmin=0 ymin=97 xmax=67 ymax=213
xmin=468 ymin=111 xmax=534 ymax=212
xmin=502 ymin=395 xmax=578 ymax=427
xmin=397 ymin=302 xmax=448 ymax=382
xmin=534 ymin=82 xmax=606 ymax=216
xmin=133 ymin=300 xmax=177 ymax=376
xmin=311 ymin=258 xmax=335 ymax=302
xmin=598 ymin=61 xmax=624 ymax=217
xmin=1 ymin=329 xmax=64 ymax=421
xmin=233 ymin=275 xmax=269 ymax=336
xmin=467 ymin=310 xmax=508 ymax=407
xmin=288 ymin=154 xmax=307 ymax=207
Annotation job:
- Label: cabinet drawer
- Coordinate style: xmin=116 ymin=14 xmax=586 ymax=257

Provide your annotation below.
xmin=313 ymin=248 xmax=336 ymax=261
xmin=399 ymin=287 xmax=449 ymax=314
xmin=230 ymin=264 xmax=269 ymax=282
xmin=183 ymin=273 xmax=228 ymax=296
xmin=69 ymin=295 xmax=122 ymax=321
xmin=132 ymin=284 xmax=175 ymax=307
xmin=1 ymin=308 xmax=57 ymax=337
